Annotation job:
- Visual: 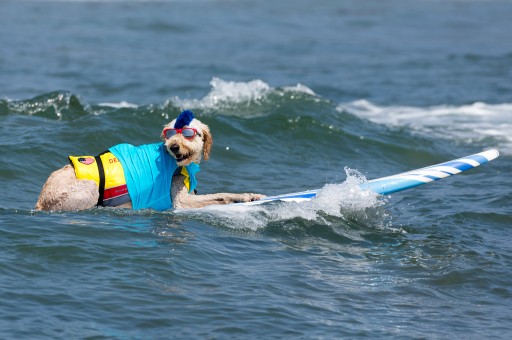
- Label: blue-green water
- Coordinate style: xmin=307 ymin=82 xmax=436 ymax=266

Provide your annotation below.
xmin=1 ymin=0 xmax=511 ymax=338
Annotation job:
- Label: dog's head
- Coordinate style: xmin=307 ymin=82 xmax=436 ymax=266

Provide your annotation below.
xmin=161 ymin=110 xmax=212 ymax=166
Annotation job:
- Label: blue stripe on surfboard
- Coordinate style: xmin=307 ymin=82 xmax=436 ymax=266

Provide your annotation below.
xmin=437 ymin=161 xmax=474 ymax=172
xmin=466 ymin=154 xmax=489 ymax=164
xmin=360 ymin=179 xmax=426 ymax=195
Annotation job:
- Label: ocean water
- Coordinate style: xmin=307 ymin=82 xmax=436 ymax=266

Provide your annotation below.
xmin=1 ymin=0 xmax=512 ymax=338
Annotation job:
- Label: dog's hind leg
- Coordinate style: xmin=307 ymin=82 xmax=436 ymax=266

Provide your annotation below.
xmin=35 ymin=165 xmax=99 ymax=211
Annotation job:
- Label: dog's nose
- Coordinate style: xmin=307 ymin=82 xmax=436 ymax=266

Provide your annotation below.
xmin=170 ymin=144 xmax=180 ymax=154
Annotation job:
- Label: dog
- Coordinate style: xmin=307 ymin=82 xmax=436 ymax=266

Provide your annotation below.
xmin=35 ymin=110 xmax=265 ymax=211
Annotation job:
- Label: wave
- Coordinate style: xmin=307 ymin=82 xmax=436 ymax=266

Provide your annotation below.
xmin=170 ymin=77 xmax=322 ymax=118
xmin=338 ymin=99 xmax=511 ymax=155
xmin=2 ymin=78 xmax=508 ymax=154
xmin=0 ymin=91 xmax=182 ymax=123
xmin=0 ymin=91 xmax=89 ymax=120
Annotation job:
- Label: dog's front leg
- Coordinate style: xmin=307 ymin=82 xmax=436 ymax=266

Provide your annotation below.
xmin=171 ymin=174 xmax=265 ymax=209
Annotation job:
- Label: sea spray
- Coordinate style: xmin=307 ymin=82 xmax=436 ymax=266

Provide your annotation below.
xmin=183 ymin=168 xmax=388 ymax=231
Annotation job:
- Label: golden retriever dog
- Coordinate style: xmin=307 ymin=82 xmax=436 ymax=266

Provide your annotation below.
xmin=35 ymin=110 xmax=264 ymax=211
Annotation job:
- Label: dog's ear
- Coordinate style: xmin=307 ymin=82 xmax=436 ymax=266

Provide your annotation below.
xmin=202 ymin=125 xmax=213 ymax=161
xmin=161 ymin=123 xmax=171 ymax=141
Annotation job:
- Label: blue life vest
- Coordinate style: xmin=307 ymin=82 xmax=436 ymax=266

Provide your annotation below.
xmin=109 ymin=143 xmax=199 ymax=211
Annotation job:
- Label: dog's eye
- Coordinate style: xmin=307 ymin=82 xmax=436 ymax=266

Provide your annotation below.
xmin=182 ymin=129 xmax=196 ymax=138
xmin=164 ymin=129 xmax=177 ymax=139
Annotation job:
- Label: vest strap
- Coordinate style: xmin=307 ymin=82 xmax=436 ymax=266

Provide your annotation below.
xmin=95 ymin=151 xmax=107 ymax=205
xmin=172 ymin=166 xmax=183 ymax=177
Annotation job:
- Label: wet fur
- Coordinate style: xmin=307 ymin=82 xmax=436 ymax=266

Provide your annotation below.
xmin=35 ymin=118 xmax=264 ymax=211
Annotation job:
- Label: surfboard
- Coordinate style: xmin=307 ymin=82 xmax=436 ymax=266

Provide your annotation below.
xmin=239 ymin=149 xmax=499 ymax=206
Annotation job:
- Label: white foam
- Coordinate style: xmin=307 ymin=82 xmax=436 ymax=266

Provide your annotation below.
xmin=269 ymin=168 xmax=383 ymax=221
xmin=182 ymin=168 xmax=386 ymax=231
xmin=283 ymin=83 xmax=316 ymax=96
xmin=172 ymin=77 xmax=316 ymax=111
xmin=337 ymin=100 xmax=512 ymax=154
xmin=98 ymin=101 xmax=139 ymax=109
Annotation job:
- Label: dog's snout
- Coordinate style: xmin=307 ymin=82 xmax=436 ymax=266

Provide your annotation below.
xmin=170 ymin=144 xmax=180 ymax=154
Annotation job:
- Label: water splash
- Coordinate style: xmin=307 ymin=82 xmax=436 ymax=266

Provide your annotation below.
xmin=181 ymin=168 xmax=387 ymax=231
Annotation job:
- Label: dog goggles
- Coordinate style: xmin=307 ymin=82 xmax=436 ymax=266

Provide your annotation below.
xmin=163 ymin=128 xmax=200 ymax=139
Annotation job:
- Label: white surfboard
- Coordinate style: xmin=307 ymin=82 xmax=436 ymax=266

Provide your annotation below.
xmin=239 ymin=149 xmax=499 ymax=206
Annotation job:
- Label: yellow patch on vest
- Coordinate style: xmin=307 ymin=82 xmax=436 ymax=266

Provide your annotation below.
xmin=69 ymin=152 xmax=127 ymax=190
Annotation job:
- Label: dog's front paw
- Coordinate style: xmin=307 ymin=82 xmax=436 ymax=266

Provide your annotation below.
xmin=249 ymin=193 xmax=266 ymax=202
xmin=236 ymin=193 xmax=265 ymax=203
